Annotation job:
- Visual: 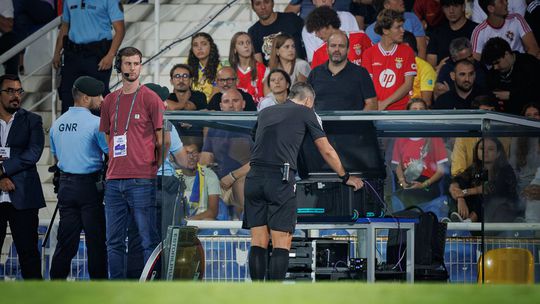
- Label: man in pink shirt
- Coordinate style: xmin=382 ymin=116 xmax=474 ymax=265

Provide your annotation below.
xmin=99 ymin=46 xmax=164 ymax=279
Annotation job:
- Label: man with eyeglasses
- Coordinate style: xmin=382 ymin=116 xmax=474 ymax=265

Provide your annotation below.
xmin=166 ymin=64 xmax=207 ymax=111
xmin=0 ymin=74 xmax=45 ymax=280
xmin=206 ymin=67 xmax=257 ymax=111
xmin=180 ymin=138 xmax=220 ymax=221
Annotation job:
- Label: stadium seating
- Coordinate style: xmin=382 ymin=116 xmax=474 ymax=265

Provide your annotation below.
xmin=478 ymin=248 xmax=535 ymax=284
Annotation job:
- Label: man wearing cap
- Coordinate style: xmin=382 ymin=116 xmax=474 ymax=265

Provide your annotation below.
xmin=49 ymin=76 xmax=109 ymax=280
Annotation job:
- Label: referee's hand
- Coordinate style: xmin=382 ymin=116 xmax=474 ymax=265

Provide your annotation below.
xmin=346 ymin=176 xmax=364 ymax=191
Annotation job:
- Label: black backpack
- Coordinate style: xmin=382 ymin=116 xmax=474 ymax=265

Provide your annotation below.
xmin=386 ymin=206 xmax=448 ymax=281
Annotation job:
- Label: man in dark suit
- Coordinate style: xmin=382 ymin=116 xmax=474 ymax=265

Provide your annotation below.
xmin=0 ymin=74 xmax=45 ymax=279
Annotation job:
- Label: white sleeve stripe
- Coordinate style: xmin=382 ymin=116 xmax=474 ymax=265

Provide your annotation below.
xmin=471 ymin=23 xmax=487 ymax=49
xmin=515 ymin=14 xmax=532 ymax=32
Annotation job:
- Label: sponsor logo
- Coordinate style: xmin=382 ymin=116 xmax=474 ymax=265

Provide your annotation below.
xmin=378 ymin=69 xmax=396 ymax=88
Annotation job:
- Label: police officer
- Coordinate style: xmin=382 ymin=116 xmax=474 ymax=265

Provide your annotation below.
xmin=242 ymin=82 xmax=364 ymax=281
xmin=49 ymin=76 xmax=109 ymax=279
xmin=53 ymin=0 xmax=125 ymax=114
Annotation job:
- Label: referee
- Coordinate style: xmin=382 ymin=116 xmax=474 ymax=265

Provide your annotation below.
xmin=49 ymin=76 xmax=109 ymax=279
xmin=243 ymin=82 xmax=363 ymax=281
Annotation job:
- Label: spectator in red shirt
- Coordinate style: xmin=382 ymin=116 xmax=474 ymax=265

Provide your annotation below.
xmin=229 ymin=32 xmax=267 ymax=104
xmin=392 ymin=98 xmax=448 ymax=209
xmin=414 ymin=0 xmax=445 ymax=30
xmin=362 ymin=9 xmax=417 ymax=110
xmin=306 ymin=6 xmax=372 ymax=68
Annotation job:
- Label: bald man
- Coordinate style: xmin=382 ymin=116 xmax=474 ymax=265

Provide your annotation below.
xmin=207 ymin=67 xmax=257 ymax=111
xmin=199 ymin=88 xmax=253 ymax=218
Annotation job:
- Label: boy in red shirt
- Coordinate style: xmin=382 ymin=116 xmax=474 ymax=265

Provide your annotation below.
xmin=305 ymin=6 xmax=372 ymax=68
xmin=362 ymin=9 xmax=417 ymax=110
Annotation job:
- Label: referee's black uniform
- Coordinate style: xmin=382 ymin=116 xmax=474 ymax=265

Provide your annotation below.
xmin=242 ymin=100 xmax=326 ymax=233
xmin=243 ymin=99 xmax=327 ymax=281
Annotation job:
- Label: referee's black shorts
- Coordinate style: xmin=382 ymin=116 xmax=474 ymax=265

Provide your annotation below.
xmin=242 ymin=165 xmax=297 ymax=233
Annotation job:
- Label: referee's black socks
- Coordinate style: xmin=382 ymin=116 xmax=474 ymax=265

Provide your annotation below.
xmin=249 ymin=246 xmax=268 ymax=281
xmin=268 ymin=248 xmax=289 ymax=281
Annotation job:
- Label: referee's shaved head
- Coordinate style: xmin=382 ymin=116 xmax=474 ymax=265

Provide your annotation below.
xmin=289 ymin=82 xmax=316 ymax=108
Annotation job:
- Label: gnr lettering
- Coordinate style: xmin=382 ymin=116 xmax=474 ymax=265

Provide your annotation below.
xmin=59 ymin=123 xmax=78 ymax=132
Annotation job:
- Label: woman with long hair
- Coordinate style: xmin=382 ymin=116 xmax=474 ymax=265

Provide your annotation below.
xmin=187 ymin=32 xmax=221 ymax=101
xmin=450 ymin=138 xmax=520 ymax=222
xmin=266 ymin=34 xmax=310 ymax=95
xmin=229 ymin=32 xmax=266 ymax=104
xmin=258 ymin=69 xmax=291 ymax=111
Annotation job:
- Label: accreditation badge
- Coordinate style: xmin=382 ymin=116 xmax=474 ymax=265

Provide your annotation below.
xmin=113 ymin=135 xmax=128 ymax=158
xmin=0 ymin=147 xmax=10 ymax=159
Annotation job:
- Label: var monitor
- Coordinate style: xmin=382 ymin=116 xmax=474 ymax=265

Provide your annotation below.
xmin=296 ymin=120 xmax=385 ymax=222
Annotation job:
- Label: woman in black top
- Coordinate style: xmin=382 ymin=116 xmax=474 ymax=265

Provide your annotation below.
xmin=450 ymin=137 xmax=521 ymax=222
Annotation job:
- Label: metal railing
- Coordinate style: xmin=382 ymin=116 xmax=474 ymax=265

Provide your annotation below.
xmin=3 ymin=226 xmax=539 ymax=282
xmin=1 ymin=0 xmax=242 ymax=119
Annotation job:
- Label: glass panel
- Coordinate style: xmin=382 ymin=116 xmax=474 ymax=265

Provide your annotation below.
xmin=158 ymin=110 xmax=540 ymax=282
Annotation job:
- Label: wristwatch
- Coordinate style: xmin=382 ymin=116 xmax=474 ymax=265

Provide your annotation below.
xmin=461 ymin=189 xmax=468 ymax=196
xmin=339 ymin=172 xmax=350 ymax=185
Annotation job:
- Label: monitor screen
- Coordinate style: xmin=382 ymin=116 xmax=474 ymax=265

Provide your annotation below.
xmin=297 ymin=120 xmax=386 ymax=180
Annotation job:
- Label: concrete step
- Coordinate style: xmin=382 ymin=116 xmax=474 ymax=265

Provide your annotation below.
xmin=34 ymin=111 xmax=53 ymax=132
xmin=38 ymin=164 xmax=53 ymax=183
xmin=124 ymin=3 xmax=254 ymax=23
xmin=42 ymin=183 xmax=57 ymax=204
xmin=39 ymin=203 xmax=57 ymax=221
xmin=125 ymin=20 xmax=253 ymax=41
xmin=38 ymin=147 xmax=53 ymax=166
xmin=21 ymin=75 xmax=53 ymax=93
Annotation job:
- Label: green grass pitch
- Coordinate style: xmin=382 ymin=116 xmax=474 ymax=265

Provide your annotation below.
xmin=2 ymin=282 xmax=540 ymax=304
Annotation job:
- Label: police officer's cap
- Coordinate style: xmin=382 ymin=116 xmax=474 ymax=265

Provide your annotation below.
xmin=73 ymin=76 xmax=105 ymax=97
xmin=145 ymin=83 xmax=169 ymax=101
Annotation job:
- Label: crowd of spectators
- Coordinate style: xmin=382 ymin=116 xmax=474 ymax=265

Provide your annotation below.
xmin=2 ymin=0 xmax=540 ymax=280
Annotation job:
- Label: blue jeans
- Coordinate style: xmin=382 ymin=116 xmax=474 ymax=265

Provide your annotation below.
xmin=104 ymin=178 xmax=159 ymax=279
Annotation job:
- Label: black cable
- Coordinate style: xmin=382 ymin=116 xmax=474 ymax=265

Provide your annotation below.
xmin=332 ymin=260 xmax=348 ymax=273
xmin=363 ymin=179 xmax=387 ymax=217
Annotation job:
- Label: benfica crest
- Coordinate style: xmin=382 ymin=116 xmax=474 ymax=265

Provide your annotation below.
xmin=395 ymin=57 xmax=403 ymax=69
xmin=353 ymin=44 xmax=362 ymax=55
xmin=506 ymin=31 xmax=515 ymax=42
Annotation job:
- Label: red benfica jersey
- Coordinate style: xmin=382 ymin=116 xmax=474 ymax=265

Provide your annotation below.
xmin=237 ymin=62 xmax=266 ymax=103
xmin=311 ymin=31 xmax=372 ymax=68
xmin=361 ymin=43 xmax=417 ymax=110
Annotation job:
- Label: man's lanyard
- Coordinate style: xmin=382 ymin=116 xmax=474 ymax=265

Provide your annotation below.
xmin=113 ymin=86 xmax=140 ymax=135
